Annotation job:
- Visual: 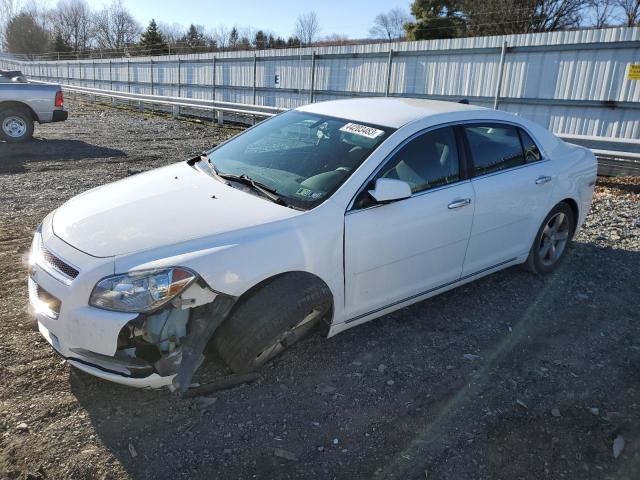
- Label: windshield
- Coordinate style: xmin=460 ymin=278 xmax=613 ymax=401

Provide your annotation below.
xmin=203 ymin=110 xmax=394 ymax=209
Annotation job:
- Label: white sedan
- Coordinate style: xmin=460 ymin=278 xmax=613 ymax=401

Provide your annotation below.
xmin=28 ymin=98 xmax=597 ymax=389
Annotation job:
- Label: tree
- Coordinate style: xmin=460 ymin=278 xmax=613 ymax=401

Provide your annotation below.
xmin=528 ymin=0 xmax=585 ymax=32
xmin=586 ymin=0 xmax=616 ymax=27
xmin=254 ymin=29 xmax=267 ymax=49
xmin=229 ymin=26 xmax=239 ymax=48
xmin=404 ymin=0 xmax=466 ymax=40
xmin=52 ymin=29 xmax=73 ymax=54
xmin=157 ymin=21 xmax=183 ymax=44
xmin=93 ymin=0 xmax=140 ymax=51
xmin=286 ymin=36 xmax=301 ymax=47
xmin=370 ymin=8 xmax=411 ymax=41
xmin=295 ymin=11 xmax=320 ymax=45
xmin=212 ymin=24 xmax=230 ymax=49
xmin=53 ymin=0 xmax=93 ymax=54
xmin=405 ymin=0 xmax=588 ymax=40
xmin=182 ymin=24 xmax=206 ymax=52
xmin=323 ymin=33 xmax=349 ymax=45
xmin=238 ymin=35 xmax=251 ymax=49
xmin=270 ymin=35 xmax=286 ymax=48
xmin=139 ymin=18 xmax=168 ymax=55
xmin=615 ymin=0 xmax=640 ymax=26
xmin=5 ymin=12 xmax=50 ymax=55
xmin=0 ymin=0 xmax=20 ymax=50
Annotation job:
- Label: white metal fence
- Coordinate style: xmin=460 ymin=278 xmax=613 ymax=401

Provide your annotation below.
xmin=2 ymin=27 xmax=639 ymax=164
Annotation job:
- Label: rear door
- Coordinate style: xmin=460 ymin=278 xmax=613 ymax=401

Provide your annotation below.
xmin=461 ymin=123 xmax=554 ymax=275
xmin=344 ymin=126 xmax=475 ymax=318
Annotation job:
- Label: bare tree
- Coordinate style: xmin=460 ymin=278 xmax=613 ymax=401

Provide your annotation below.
xmin=295 ymin=11 xmax=320 ymax=46
xmin=585 ymin=0 xmax=616 ymax=27
xmin=615 ymin=0 xmax=640 ymax=26
xmin=157 ymin=21 xmax=183 ymax=44
xmin=370 ymin=8 xmax=410 ymax=41
xmin=53 ymin=0 xmax=93 ymax=53
xmin=323 ymin=33 xmax=349 ymax=44
xmin=212 ymin=24 xmax=230 ymax=49
xmin=21 ymin=0 xmax=52 ymax=30
xmin=0 ymin=0 xmax=21 ymax=49
xmin=93 ymin=0 xmax=140 ymax=51
xmin=532 ymin=0 xmax=586 ymax=31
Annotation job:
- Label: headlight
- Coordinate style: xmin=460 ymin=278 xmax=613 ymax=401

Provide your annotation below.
xmin=89 ymin=268 xmax=196 ymax=312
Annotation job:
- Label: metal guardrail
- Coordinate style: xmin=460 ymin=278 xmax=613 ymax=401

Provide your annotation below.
xmin=33 ymin=81 xmax=640 ymax=176
xmin=36 ymin=81 xmax=286 ymax=125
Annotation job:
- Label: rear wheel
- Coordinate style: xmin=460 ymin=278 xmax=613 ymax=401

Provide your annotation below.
xmin=0 ymin=108 xmax=34 ymax=142
xmin=526 ymin=202 xmax=575 ymax=275
xmin=213 ymin=273 xmax=332 ymax=373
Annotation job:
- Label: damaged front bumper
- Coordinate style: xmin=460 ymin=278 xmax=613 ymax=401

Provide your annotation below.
xmin=29 ymin=225 xmax=234 ymax=390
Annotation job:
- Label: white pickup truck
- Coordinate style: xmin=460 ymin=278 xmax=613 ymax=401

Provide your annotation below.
xmin=0 ymin=70 xmax=68 ymax=142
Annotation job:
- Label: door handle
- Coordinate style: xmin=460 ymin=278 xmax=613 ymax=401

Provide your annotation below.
xmin=448 ymin=198 xmax=472 ymax=209
xmin=535 ymin=175 xmax=552 ymax=185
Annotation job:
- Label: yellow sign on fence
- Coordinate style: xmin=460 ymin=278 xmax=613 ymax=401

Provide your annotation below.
xmin=628 ymin=64 xmax=640 ymax=80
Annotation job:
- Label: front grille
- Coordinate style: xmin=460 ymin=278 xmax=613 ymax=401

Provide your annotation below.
xmin=28 ymin=277 xmax=61 ymax=318
xmin=38 ymin=236 xmax=79 ymax=279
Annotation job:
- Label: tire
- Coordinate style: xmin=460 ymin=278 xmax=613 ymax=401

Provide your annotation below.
xmin=526 ymin=202 xmax=575 ymax=275
xmin=0 ymin=108 xmax=34 ymax=142
xmin=213 ymin=273 xmax=332 ymax=373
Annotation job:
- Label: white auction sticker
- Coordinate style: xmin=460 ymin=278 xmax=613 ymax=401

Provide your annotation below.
xmin=339 ymin=123 xmax=385 ymax=139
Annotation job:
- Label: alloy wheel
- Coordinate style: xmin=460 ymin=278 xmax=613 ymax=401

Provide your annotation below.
xmin=538 ymin=212 xmax=570 ymax=267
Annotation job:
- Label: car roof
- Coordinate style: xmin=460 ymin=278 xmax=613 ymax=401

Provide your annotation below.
xmin=296 ymin=97 xmax=485 ymax=129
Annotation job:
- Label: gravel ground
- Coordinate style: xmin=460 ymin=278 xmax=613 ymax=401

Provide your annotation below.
xmin=1 ymin=99 xmax=639 ymax=480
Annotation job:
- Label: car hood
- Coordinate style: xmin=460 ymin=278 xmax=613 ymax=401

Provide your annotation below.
xmin=52 ymin=162 xmax=299 ymax=257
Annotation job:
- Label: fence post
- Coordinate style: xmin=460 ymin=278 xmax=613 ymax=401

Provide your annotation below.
xmin=252 ymin=53 xmax=257 ymax=105
xmin=127 ymin=59 xmax=131 ymax=92
xmin=150 ymin=59 xmax=154 ymax=95
xmin=213 ymin=56 xmax=222 ymax=125
xmin=385 ymin=49 xmax=394 ymax=97
xmin=92 ymin=60 xmax=96 ymax=88
xmin=309 ymin=51 xmax=316 ymax=104
xmin=493 ymin=41 xmax=508 ymax=110
xmin=177 ymin=57 xmax=182 ymax=97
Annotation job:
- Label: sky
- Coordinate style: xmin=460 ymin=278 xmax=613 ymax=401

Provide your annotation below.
xmin=83 ymin=0 xmax=411 ymax=40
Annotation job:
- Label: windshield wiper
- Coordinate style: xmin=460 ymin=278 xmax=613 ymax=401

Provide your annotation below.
xmin=198 ymin=154 xmax=291 ymax=208
xmin=219 ymin=173 xmax=289 ymax=207
xmin=212 ymin=169 xmax=288 ymax=208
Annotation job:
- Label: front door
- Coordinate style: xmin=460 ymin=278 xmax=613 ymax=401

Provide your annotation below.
xmin=344 ymin=126 xmax=475 ymax=318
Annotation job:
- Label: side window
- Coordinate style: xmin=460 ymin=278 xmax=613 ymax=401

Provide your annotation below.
xmin=464 ymin=124 xmax=524 ymax=176
xmin=519 ymin=129 xmax=542 ymax=163
xmin=379 ymin=127 xmax=460 ymax=194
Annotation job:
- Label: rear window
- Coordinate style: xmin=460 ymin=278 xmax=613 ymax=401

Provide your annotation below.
xmin=519 ymin=129 xmax=542 ymax=163
xmin=464 ymin=124 xmax=525 ymax=175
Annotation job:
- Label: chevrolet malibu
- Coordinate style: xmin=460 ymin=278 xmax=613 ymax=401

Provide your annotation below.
xmin=28 ymin=98 xmax=597 ymax=390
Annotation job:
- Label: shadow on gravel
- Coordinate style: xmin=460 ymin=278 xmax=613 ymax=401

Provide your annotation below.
xmin=66 ymin=243 xmax=640 ymax=479
xmin=0 ymin=139 xmax=125 ymax=173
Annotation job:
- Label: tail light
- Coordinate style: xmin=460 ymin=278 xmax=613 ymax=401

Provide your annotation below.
xmin=55 ymin=91 xmax=64 ymax=107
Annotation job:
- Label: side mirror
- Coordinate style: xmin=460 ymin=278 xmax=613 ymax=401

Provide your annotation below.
xmin=368 ymin=178 xmax=412 ymax=203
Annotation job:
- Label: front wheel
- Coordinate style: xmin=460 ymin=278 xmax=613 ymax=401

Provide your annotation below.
xmin=0 ymin=108 xmax=34 ymax=142
xmin=213 ymin=273 xmax=332 ymax=373
xmin=526 ymin=202 xmax=575 ymax=275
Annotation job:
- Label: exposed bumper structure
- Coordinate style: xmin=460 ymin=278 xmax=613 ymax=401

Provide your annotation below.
xmin=28 ymin=220 xmax=231 ymax=390
xmin=38 ymin=320 xmax=174 ymax=388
